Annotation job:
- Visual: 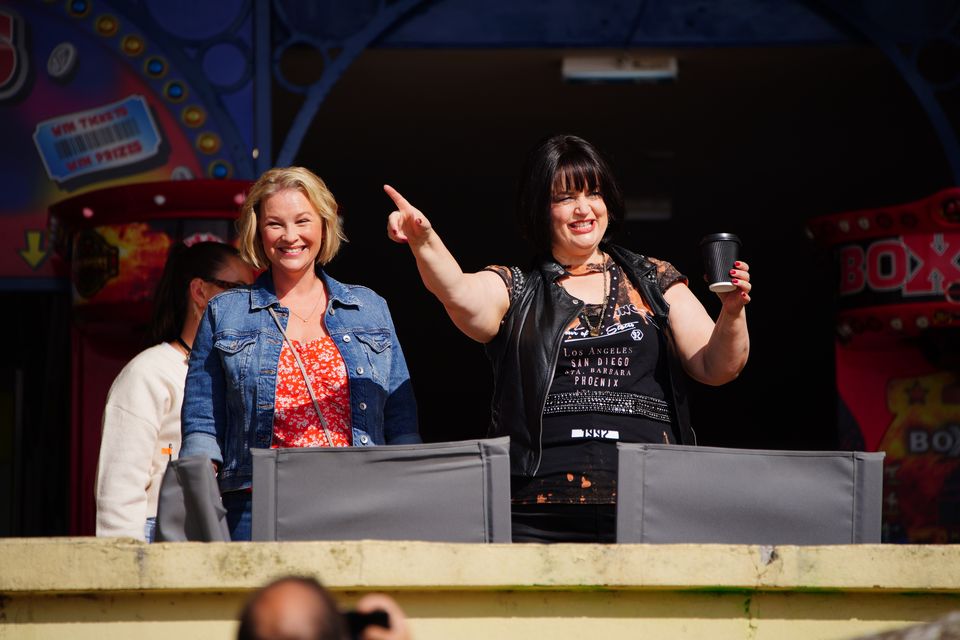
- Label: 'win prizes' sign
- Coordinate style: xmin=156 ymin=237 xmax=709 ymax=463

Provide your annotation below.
xmin=32 ymin=95 xmax=162 ymax=183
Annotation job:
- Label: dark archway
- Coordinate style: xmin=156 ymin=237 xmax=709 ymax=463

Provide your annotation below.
xmin=260 ymin=2 xmax=959 ymax=448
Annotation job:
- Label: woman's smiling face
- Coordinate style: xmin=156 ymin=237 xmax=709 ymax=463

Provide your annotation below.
xmin=258 ymin=188 xmax=323 ymax=276
xmin=549 ymin=174 xmax=608 ymax=261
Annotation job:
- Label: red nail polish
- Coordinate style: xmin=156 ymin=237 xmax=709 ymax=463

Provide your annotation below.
xmin=740 ymin=292 xmax=747 ymax=299
xmin=734 ymin=261 xmax=742 ymax=268
xmin=729 ymin=269 xmax=736 ymax=276
xmin=731 ymin=278 xmax=738 ymax=284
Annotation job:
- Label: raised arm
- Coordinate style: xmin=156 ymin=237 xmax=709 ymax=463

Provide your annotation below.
xmin=665 ymin=261 xmax=751 ymax=386
xmin=385 ymin=184 xmax=509 ymax=343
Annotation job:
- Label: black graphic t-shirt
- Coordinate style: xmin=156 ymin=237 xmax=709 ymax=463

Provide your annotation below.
xmin=488 ymin=255 xmax=687 ymax=505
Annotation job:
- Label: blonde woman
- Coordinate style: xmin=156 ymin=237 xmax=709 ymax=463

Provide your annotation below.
xmin=181 ymin=167 xmax=420 ymax=541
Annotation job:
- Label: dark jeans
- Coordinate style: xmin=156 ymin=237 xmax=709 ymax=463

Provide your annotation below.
xmin=223 ymin=490 xmax=252 ymax=541
xmin=144 ymin=517 xmax=156 ymax=543
xmin=511 ymin=503 xmax=617 ymax=543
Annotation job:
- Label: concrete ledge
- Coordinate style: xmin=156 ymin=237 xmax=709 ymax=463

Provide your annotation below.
xmin=2 ymin=538 xmax=960 ymax=639
xmin=3 ymin=538 xmax=960 ymax=592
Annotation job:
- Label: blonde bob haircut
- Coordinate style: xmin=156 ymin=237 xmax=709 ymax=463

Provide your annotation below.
xmin=236 ymin=166 xmax=346 ymax=270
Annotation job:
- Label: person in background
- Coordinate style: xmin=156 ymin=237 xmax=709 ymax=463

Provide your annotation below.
xmin=181 ymin=167 xmax=420 ymax=541
xmin=386 ymin=134 xmax=751 ymax=543
xmin=95 ymin=241 xmax=255 ymax=542
xmin=237 ymin=576 xmax=412 ymax=640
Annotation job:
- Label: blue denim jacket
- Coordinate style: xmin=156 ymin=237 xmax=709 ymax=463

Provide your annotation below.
xmin=181 ymin=268 xmax=420 ymax=493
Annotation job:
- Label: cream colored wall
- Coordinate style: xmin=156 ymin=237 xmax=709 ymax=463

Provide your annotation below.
xmin=2 ymin=539 xmax=960 ymax=640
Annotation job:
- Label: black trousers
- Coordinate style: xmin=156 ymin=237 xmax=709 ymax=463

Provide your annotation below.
xmin=511 ymin=503 xmax=616 ymax=543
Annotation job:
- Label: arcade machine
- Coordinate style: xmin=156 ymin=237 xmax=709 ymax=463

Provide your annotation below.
xmin=810 ymin=187 xmax=960 ymax=543
xmin=49 ymin=179 xmax=251 ymax=535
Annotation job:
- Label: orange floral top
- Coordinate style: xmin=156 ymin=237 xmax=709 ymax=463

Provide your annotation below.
xmin=271 ymin=338 xmax=352 ymax=448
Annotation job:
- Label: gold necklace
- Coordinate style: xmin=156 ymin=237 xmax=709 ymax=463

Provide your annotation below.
xmin=288 ymin=295 xmax=323 ymax=323
xmin=580 ymin=253 xmax=609 ymax=337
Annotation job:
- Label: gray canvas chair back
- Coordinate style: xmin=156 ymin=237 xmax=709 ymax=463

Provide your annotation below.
xmin=251 ymin=437 xmax=512 ymax=542
xmin=616 ymin=443 xmax=885 ymax=544
xmin=155 ymin=455 xmax=231 ymax=542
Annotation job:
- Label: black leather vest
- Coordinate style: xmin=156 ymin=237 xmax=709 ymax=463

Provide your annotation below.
xmin=484 ymin=243 xmax=696 ymax=477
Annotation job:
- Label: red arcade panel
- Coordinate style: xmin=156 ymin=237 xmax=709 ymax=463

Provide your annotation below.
xmin=810 ymin=187 xmax=960 ymax=543
xmin=49 ymin=179 xmax=251 ymax=535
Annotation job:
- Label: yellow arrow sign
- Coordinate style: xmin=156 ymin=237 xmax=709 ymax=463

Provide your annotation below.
xmin=19 ymin=230 xmax=48 ymax=269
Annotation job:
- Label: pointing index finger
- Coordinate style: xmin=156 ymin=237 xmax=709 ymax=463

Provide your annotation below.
xmin=383 ymin=184 xmax=412 ymax=211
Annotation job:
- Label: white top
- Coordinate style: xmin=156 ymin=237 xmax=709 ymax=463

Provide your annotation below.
xmin=95 ymin=342 xmax=187 ymax=540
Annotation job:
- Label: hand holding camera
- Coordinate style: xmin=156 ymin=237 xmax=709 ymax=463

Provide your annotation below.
xmin=348 ymin=593 xmax=411 ymax=640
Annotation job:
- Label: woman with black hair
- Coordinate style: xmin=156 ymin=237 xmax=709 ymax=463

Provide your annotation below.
xmin=386 ymin=134 xmax=752 ymax=542
xmin=95 ymin=241 xmax=254 ymax=541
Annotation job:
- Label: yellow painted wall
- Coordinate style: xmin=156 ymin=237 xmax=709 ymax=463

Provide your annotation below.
xmin=2 ymin=539 xmax=960 ymax=639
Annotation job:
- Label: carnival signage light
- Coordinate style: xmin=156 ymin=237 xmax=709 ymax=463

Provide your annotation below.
xmin=838 ymin=233 xmax=960 ymax=300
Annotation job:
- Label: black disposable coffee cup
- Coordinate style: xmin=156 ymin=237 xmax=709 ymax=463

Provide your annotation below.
xmin=700 ymin=233 xmax=741 ymax=293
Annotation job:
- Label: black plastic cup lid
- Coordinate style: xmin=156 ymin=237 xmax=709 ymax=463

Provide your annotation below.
xmin=700 ymin=232 xmax=741 ymax=245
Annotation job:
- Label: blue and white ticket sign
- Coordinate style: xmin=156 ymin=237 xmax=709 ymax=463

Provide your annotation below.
xmin=32 ymin=94 xmax=162 ymax=182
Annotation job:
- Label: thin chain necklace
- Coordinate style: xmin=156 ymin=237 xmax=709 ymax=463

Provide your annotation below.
xmin=288 ymin=294 xmax=323 ymax=323
xmin=562 ymin=251 xmax=610 ymax=337
xmin=581 ymin=264 xmax=610 ymax=337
